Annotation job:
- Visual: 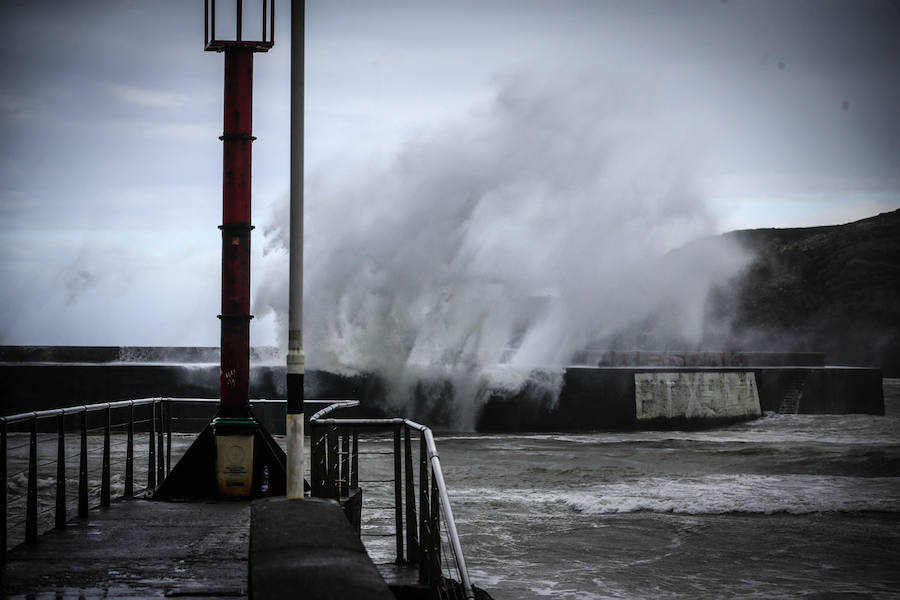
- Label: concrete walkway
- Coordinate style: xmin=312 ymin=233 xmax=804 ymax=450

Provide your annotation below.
xmin=2 ymin=499 xmax=250 ymax=599
xmin=250 ymin=498 xmax=395 ymax=600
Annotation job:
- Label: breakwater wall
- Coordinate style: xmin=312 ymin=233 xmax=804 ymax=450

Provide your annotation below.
xmin=477 ymin=366 xmax=884 ymax=431
xmin=0 ymin=347 xmax=884 ymax=431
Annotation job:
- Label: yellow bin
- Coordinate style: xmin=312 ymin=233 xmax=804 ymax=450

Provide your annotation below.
xmin=212 ymin=417 xmax=256 ymax=497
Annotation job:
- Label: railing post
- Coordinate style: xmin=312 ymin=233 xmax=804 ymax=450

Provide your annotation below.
xmin=156 ymin=400 xmax=165 ymax=485
xmin=79 ymin=410 xmax=88 ymax=518
xmin=125 ymin=403 xmax=134 ymax=497
xmin=324 ymin=428 xmax=332 ymax=497
xmin=55 ymin=412 xmax=66 ymax=529
xmin=26 ymin=418 xmax=37 ymax=543
xmin=431 ymin=474 xmax=441 ymax=582
xmin=394 ymin=424 xmax=404 ymax=565
xmin=351 ymin=429 xmax=359 ymax=490
xmin=313 ymin=425 xmax=326 ymax=498
xmin=165 ymin=399 xmax=172 ymax=476
xmin=340 ymin=429 xmax=350 ymax=497
xmin=326 ymin=427 xmax=337 ymax=500
xmin=1 ymin=419 xmax=7 ymax=566
xmin=419 ymin=434 xmax=429 ymax=582
xmin=308 ymin=423 xmax=319 ymax=496
xmin=148 ymin=403 xmax=157 ymax=490
xmin=332 ymin=427 xmax=341 ymax=499
xmin=101 ymin=405 xmax=111 ymax=507
xmin=404 ymin=427 xmax=419 ymax=564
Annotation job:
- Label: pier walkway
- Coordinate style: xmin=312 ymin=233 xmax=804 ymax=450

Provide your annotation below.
xmin=2 ymin=498 xmax=250 ymax=598
xmin=1 ymin=497 xmax=398 ymax=599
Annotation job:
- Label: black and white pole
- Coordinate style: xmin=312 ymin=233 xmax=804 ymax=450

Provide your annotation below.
xmin=286 ymin=0 xmax=305 ymax=500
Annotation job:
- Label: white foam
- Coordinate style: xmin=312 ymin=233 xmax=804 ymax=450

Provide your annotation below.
xmin=437 ymin=414 xmax=900 ymax=446
xmin=454 ymin=474 xmax=900 ymax=515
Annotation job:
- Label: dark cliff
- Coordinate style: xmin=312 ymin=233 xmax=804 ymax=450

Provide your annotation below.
xmin=703 ymin=209 xmax=900 ymax=375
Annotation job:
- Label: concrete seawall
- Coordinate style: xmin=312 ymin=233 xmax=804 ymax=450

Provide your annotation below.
xmin=1 ymin=347 xmax=884 ymax=432
xmin=476 ymin=366 xmax=884 ymax=431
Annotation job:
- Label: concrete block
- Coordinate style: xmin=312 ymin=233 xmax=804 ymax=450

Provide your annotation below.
xmin=250 ymin=497 xmax=395 ymax=600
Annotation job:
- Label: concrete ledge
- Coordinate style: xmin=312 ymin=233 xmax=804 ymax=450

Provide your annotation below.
xmin=250 ymin=497 xmax=395 ymax=600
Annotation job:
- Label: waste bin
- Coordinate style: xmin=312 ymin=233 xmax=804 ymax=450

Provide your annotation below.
xmin=213 ymin=417 xmax=257 ymax=497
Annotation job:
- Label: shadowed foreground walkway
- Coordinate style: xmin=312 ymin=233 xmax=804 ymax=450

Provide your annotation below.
xmin=2 ymin=497 xmax=401 ymax=600
xmin=2 ymin=499 xmax=250 ymax=599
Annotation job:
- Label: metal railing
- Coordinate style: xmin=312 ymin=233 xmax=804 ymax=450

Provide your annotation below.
xmin=309 ymin=401 xmax=475 ymax=600
xmin=1 ymin=398 xmax=170 ymax=566
xmin=4 ymin=397 xmax=478 ymax=598
xmin=0 ymin=397 xmax=285 ymax=567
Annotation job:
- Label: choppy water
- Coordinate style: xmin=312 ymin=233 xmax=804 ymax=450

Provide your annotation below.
xmin=426 ymin=384 xmax=900 ymax=599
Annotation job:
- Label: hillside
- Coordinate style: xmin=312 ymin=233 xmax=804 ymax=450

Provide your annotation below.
xmin=703 ymin=209 xmax=900 ymax=375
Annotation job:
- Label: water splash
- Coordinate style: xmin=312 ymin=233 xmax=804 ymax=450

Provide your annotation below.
xmin=256 ymin=75 xmax=749 ymax=426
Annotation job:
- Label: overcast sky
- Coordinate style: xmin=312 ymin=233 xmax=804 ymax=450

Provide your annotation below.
xmin=1 ymin=0 xmax=898 ymax=349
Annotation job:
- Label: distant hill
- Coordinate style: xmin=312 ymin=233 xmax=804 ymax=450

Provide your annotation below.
xmin=703 ymin=209 xmax=900 ymax=376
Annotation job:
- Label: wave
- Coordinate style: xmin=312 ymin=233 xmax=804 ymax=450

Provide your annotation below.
xmin=453 ymin=474 xmax=900 ymax=515
xmin=438 ymin=414 xmax=900 ymax=446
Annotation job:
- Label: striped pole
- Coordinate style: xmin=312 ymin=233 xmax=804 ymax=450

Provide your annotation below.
xmin=286 ymin=0 xmax=306 ymax=500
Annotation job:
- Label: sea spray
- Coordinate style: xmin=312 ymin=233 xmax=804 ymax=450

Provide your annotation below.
xmin=255 ymin=75 xmax=749 ymax=424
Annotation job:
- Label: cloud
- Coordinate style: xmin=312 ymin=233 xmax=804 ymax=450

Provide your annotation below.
xmin=107 ymin=83 xmax=189 ymax=110
xmin=65 ymin=269 xmax=100 ymax=304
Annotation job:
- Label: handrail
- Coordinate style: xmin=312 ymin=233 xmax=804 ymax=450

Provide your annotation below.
xmin=421 ymin=426 xmax=473 ymax=599
xmin=309 ymin=404 xmax=475 ymax=600
xmin=2 ymin=397 xmax=172 ymax=565
xmin=308 ymin=399 xmax=360 ymax=421
xmin=1 ymin=397 xmax=303 ymax=426
xmin=1 ymin=396 xmax=286 ymax=566
xmin=1 ymin=398 xmax=161 ymax=425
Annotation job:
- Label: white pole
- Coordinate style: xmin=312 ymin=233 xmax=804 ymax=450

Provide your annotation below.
xmin=286 ymin=0 xmax=306 ymax=500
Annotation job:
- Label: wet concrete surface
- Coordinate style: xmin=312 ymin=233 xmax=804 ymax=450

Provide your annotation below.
xmin=2 ymin=498 xmax=250 ymax=599
xmin=250 ymin=497 xmax=395 ymax=600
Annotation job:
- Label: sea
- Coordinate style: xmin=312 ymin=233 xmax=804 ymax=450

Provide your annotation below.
xmin=361 ymin=380 xmax=900 ymax=599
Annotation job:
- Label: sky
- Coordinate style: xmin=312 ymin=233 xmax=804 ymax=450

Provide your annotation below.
xmin=1 ymin=0 xmax=899 ymax=352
